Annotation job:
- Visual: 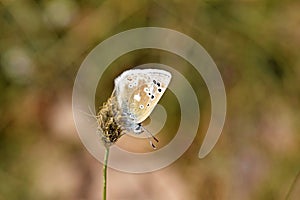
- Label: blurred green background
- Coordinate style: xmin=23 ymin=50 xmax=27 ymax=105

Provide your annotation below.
xmin=1 ymin=0 xmax=300 ymax=199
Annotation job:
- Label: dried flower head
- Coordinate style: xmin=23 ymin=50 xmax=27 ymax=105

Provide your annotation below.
xmin=96 ymin=93 xmax=124 ymax=148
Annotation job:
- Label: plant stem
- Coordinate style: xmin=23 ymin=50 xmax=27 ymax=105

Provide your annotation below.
xmin=285 ymin=169 xmax=300 ymax=200
xmin=102 ymin=147 xmax=109 ymax=200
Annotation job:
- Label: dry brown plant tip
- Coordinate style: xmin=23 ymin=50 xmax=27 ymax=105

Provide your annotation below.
xmin=96 ymin=95 xmax=123 ymax=147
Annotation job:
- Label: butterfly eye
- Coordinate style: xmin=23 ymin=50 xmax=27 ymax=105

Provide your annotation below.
xmin=144 ymin=88 xmax=149 ymax=92
xmin=139 ymin=105 xmax=144 ymax=109
xmin=128 ymin=84 xmax=133 ymax=88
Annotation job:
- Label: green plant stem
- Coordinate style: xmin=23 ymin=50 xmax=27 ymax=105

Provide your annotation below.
xmin=285 ymin=169 xmax=300 ymax=200
xmin=102 ymin=147 xmax=109 ymax=200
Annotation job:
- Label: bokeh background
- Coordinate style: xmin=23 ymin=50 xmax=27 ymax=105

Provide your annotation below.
xmin=1 ymin=0 xmax=300 ymax=199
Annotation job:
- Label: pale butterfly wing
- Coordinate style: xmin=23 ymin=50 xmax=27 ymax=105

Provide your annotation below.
xmin=114 ymin=69 xmax=172 ymax=123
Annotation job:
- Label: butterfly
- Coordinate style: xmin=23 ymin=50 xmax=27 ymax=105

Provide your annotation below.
xmin=97 ymin=68 xmax=172 ymax=148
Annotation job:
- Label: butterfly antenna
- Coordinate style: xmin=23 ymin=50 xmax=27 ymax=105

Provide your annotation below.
xmin=142 ymin=126 xmax=159 ymax=149
xmin=150 ymin=140 xmax=157 ymax=150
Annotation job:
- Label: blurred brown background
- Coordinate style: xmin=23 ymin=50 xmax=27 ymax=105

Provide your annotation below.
xmin=1 ymin=0 xmax=300 ymax=199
